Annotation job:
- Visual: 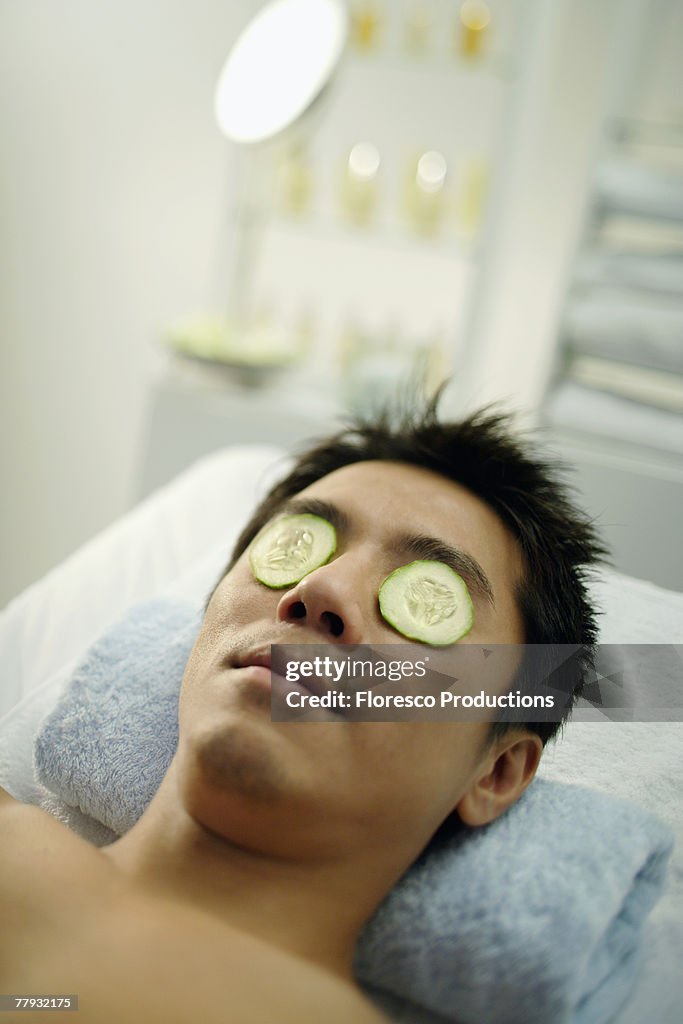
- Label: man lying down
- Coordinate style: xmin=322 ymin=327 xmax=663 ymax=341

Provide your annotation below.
xmin=0 ymin=400 xmax=605 ymax=1023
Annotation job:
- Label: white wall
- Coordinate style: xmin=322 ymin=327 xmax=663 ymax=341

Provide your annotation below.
xmin=0 ymin=0 xmax=251 ymax=607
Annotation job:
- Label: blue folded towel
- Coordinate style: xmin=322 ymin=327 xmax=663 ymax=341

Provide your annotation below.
xmin=34 ymin=598 xmax=673 ymax=1024
xmin=35 ymin=599 xmax=199 ymax=834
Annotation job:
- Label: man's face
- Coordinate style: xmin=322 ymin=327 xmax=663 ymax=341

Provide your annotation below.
xmin=177 ymin=460 xmax=527 ymax=864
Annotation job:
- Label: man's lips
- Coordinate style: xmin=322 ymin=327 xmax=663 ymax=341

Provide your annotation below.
xmin=233 ymin=647 xmax=327 ymax=699
xmin=236 ymin=651 xmax=272 ymax=672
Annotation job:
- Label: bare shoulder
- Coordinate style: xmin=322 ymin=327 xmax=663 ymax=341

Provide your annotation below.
xmin=0 ymin=783 xmax=19 ymax=808
xmin=0 ymin=791 xmax=118 ymax=998
xmin=0 ymin=790 xmax=110 ymax=905
xmin=0 ymin=787 xmax=103 ymax=858
xmin=248 ymin=940 xmax=389 ymax=1024
xmin=0 ymin=796 xmax=387 ymax=1024
xmin=328 ymin=983 xmax=388 ymax=1024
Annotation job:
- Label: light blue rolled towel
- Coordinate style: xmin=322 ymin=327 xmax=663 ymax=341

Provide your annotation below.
xmin=33 ymin=598 xmax=673 ymax=1024
xmin=34 ymin=598 xmax=200 ymax=834
xmin=354 ymin=779 xmax=672 ymax=1024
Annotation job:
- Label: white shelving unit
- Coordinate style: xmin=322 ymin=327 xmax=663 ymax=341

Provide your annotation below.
xmin=540 ymin=0 xmax=683 ymax=589
xmin=169 ymin=0 xmax=531 ymax=408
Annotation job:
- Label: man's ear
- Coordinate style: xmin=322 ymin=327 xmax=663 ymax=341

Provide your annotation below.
xmin=456 ymin=731 xmax=543 ymax=827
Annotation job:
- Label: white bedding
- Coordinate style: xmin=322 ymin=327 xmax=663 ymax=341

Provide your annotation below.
xmin=0 ymin=444 xmax=682 ymax=1023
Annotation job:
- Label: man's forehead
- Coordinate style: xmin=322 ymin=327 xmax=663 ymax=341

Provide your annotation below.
xmin=291 ymin=461 xmax=520 ymax=575
xmin=297 ymin=460 xmax=496 ymax=529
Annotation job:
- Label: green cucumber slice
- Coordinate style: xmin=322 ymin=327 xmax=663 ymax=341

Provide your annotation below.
xmin=249 ymin=513 xmax=337 ymax=589
xmin=379 ymin=560 xmax=474 ymax=645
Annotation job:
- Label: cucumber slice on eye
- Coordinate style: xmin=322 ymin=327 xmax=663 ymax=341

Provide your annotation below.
xmin=379 ymin=560 xmax=474 ymax=645
xmin=249 ymin=513 xmax=337 ymax=588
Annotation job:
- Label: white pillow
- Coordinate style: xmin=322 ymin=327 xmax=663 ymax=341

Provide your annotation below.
xmin=0 ymin=445 xmax=290 ymax=718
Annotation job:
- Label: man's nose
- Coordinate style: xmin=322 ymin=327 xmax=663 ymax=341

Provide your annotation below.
xmin=275 ymin=555 xmax=368 ymax=644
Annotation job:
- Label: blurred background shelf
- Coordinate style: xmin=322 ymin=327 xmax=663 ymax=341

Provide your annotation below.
xmin=244 ymin=211 xmax=480 ymax=258
xmin=344 ymin=51 xmax=514 ymax=81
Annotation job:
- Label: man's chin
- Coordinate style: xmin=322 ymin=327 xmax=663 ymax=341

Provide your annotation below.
xmin=183 ymin=717 xmax=287 ymax=802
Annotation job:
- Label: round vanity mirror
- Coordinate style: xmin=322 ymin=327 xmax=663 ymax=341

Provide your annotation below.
xmin=214 ymin=0 xmax=348 ymax=145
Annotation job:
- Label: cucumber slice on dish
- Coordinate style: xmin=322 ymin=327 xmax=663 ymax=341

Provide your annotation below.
xmin=249 ymin=513 xmax=337 ymax=588
xmin=379 ymin=560 xmax=473 ymax=645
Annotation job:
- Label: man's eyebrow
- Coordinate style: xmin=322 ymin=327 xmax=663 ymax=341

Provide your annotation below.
xmin=395 ymin=533 xmax=496 ymax=608
xmin=276 ymin=497 xmax=495 ymax=607
xmin=278 ymin=497 xmax=351 ymax=534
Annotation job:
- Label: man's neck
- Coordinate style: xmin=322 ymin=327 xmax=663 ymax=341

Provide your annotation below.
xmin=100 ymin=764 xmax=390 ymax=981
